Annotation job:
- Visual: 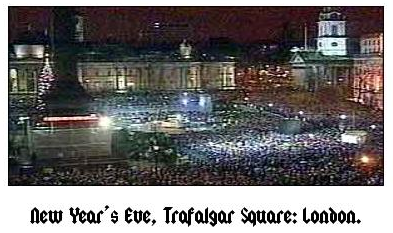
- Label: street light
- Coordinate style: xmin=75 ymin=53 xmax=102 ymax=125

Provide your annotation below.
xmin=338 ymin=114 xmax=347 ymax=132
xmin=298 ymin=111 xmax=304 ymax=115
xmin=182 ymin=98 xmax=188 ymax=106
xmin=199 ymin=96 xmax=206 ymax=107
xmin=360 ymin=155 xmax=370 ymax=164
xmin=339 ymin=114 xmax=347 ymax=120
xmin=99 ymin=116 xmax=112 ymax=128
xmin=18 ymin=116 xmax=32 ymax=159
xmin=152 ymin=145 xmax=160 ymax=173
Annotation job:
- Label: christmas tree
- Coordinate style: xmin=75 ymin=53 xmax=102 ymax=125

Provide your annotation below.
xmin=36 ymin=50 xmax=55 ymax=114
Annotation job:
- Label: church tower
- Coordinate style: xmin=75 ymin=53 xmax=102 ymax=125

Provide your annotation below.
xmin=317 ymin=7 xmax=347 ymax=56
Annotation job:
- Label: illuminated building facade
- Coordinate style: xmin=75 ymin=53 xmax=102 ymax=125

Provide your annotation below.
xmin=77 ymin=60 xmax=235 ymax=93
xmin=9 ymin=8 xmax=235 ymax=100
xmin=9 ymin=42 xmax=236 ymax=97
xmin=352 ymin=33 xmax=383 ymax=110
xmin=9 ymin=43 xmax=48 ymax=96
xmin=290 ymin=51 xmax=352 ymax=91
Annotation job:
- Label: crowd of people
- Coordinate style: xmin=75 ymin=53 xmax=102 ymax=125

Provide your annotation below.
xmin=9 ymin=90 xmax=383 ymax=186
xmin=172 ymin=106 xmax=382 ymax=185
xmin=9 ymin=164 xmax=259 ymax=186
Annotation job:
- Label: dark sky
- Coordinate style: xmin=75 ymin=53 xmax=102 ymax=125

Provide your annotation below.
xmin=9 ymin=6 xmax=383 ymax=44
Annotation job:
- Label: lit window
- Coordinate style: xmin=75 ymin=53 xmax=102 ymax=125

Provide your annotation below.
xmin=10 ymin=69 xmax=18 ymax=92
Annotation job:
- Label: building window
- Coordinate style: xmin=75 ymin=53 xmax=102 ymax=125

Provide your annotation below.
xmin=117 ymin=76 xmax=126 ymax=90
xmin=332 ymin=25 xmax=338 ymax=35
xmin=331 ymin=42 xmax=338 ymax=47
xmin=9 ymin=69 xmax=18 ymax=92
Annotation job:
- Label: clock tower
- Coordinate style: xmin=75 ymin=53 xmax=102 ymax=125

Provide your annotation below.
xmin=317 ymin=7 xmax=347 ymax=56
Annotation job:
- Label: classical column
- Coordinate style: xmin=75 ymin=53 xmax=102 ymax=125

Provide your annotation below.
xmin=180 ymin=66 xmax=187 ymax=89
xmin=222 ymin=66 xmax=227 ymax=88
xmin=195 ymin=66 xmax=201 ymax=90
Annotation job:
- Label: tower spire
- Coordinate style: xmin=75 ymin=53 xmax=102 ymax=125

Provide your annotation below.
xmin=317 ymin=7 xmax=347 ymax=56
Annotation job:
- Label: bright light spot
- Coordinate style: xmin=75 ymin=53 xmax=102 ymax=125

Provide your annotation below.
xmin=99 ymin=116 xmax=112 ymax=128
xmin=308 ymin=134 xmax=314 ymax=138
xmin=153 ymin=145 xmax=160 ymax=151
xmin=370 ymin=125 xmax=376 ymax=129
xmin=268 ymin=103 xmax=274 ymax=107
xmin=244 ymin=97 xmax=249 ymax=101
xmin=339 ymin=114 xmax=347 ymax=120
xmin=360 ymin=155 xmax=370 ymax=164
xmin=299 ymin=111 xmax=304 ymax=115
xmin=182 ymin=98 xmax=188 ymax=105
xmin=199 ymin=96 xmax=206 ymax=107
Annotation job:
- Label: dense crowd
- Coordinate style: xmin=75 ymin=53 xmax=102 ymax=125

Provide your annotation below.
xmin=172 ymin=108 xmax=382 ymax=185
xmin=9 ymin=153 xmax=382 ymax=185
xmin=9 ymin=91 xmax=383 ymax=185
xmin=9 ymin=165 xmax=259 ymax=186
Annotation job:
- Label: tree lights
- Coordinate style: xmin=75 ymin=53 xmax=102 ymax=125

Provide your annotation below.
xmin=36 ymin=50 xmax=55 ymax=114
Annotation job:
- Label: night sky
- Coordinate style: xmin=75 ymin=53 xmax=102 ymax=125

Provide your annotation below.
xmin=9 ymin=6 xmax=383 ymax=44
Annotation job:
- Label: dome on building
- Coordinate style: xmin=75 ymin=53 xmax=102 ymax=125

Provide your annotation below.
xmin=12 ymin=30 xmax=49 ymax=59
xmin=179 ymin=39 xmax=192 ymax=59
